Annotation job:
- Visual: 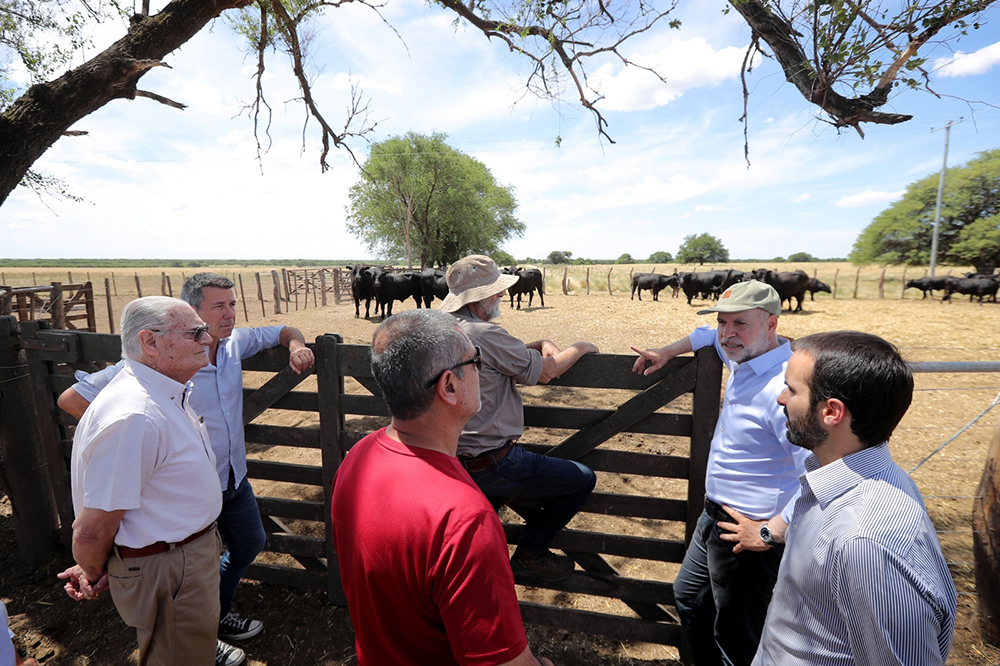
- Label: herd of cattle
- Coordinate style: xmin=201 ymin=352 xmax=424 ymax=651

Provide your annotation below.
xmin=630 ymin=268 xmax=999 ymax=312
xmin=347 ymin=264 xmax=545 ymax=319
xmin=630 ymin=269 xmax=832 ymax=312
xmin=346 ymin=264 xmax=999 ymax=319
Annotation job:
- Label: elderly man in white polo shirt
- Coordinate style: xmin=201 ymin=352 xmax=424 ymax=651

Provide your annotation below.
xmin=58 ymin=296 xmax=223 ymax=666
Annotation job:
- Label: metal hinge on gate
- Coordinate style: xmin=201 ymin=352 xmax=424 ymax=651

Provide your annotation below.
xmin=21 ymin=339 xmax=69 ymax=353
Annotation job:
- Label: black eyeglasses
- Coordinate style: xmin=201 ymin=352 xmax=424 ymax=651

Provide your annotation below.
xmin=150 ymin=324 xmax=211 ymax=342
xmin=425 ymin=347 xmax=482 ymax=388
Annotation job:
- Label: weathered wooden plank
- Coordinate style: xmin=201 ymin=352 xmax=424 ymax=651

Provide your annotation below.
xmin=545 ymin=353 xmax=694 ymax=391
xmin=26 ymin=330 xmax=80 ymax=362
xmin=582 ymin=493 xmax=687 ymax=522
xmin=503 ymin=526 xmax=686 ymax=563
xmin=242 ymin=346 xmax=293 ymax=373
xmin=515 ymin=569 xmax=675 ymax=606
xmin=257 ymin=496 xmax=325 ymax=522
xmin=263 ymin=531 xmax=327 ymax=559
xmin=339 ymin=394 xmax=390 ymax=417
xmin=338 ymin=344 xmax=373 ymax=378
xmin=687 ymin=348 xmax=723 ymax=542
xmin=241 ymin=388 xmax=318 ymax=412
xmin=242 ymin=364 xmax=315 ymax=424
xmin=524 ymin=405 xmax=692 ymax=436
xmin=576 ymin=449 xmax=690 ymax=478
xmin=563 ymin=551 xmax=674 ymax=621
xmin=246 ymin=459 xmax=323 ymax=486
xmin=261 ymin=515 xmax=327 ymax=572
xmin=73 ymin=331 xmax=122 ymax=362
xmin=547 ymin=360 xmax=698 ymax=461
xmin=244 ymin=563 xmax=330 ymax=594
xmin=519 ymin=602 xmax=681 ymax=646
xmin=316 ymin=334 xmax=345 ymax=605
xmin=244 ymin=424 xmax=321 ymax=448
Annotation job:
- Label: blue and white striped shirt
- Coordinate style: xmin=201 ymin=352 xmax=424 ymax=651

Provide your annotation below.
xmin=752 ymin=443 xmax=957 ymax=666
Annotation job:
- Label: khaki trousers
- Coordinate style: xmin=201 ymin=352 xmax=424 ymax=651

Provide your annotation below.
xmin=108 ymin=527 xmax=222 ymax=666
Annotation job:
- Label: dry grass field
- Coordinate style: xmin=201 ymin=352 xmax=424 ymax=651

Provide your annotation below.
xmin=1 ymin=263 xmax=998 ymax=665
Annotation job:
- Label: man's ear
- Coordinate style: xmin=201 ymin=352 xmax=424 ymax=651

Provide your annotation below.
xmin=138 ymin=329 xmax=159 ymax=357
xmin=436 ymin=372 xmax=460 ymax=407
xmin=820 ymin=398 xmax=848 ymax=427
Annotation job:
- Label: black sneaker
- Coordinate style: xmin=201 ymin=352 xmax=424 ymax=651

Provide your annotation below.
xmin=510 ymin=549 xmax=575 ymax=582
xmin=216 ymin=640 xmax=246 ymax=666
xmin=218 ymin=611 xmax=263 ymax=641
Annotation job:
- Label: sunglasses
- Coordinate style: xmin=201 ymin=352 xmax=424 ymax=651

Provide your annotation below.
xmin=425 ymin=347 xmax=482 ymax=388
xmin=150 ymin=324 xmax=211 ymax=342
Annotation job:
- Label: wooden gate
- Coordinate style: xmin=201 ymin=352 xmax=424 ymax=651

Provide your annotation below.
xmin=0 ymin=282 xmax=96 ymax=331
xmin=8 ymin=321 xmax=722 ymax=648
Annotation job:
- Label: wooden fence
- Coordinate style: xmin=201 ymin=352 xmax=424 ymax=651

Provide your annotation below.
xmin=0 ymin=317 xmax=723 ymax=650
xmin=0 ymin=282 xmax=96 ymax=332
xmin=284 ymin=268 xmax=352 ymax=307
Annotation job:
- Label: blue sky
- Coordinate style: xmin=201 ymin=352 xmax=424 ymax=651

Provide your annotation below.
xmin=3 ymin=1 xmax=1000 ymax=262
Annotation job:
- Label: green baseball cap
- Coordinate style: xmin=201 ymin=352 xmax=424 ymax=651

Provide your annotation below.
xmin=697 ymin=280 xmax=781 ymax=316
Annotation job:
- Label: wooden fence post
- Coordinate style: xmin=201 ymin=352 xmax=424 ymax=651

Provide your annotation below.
xmin=562 ymin=267 xmax=569 ymax=295
xmin=160 ymin=272 xmax=167 ymax=296
xmin=271 ymin=271 xmax=283 ymax=315
xmin=878 ymin=268 xmax=886 ymax=299
xmin=134 ymin=273 xmax=143 ymax=298
xmin=852 ymin=267 xmax=861 ymax=299
xmin=67 ymin=271 xmax=72 ymax=283
xmin=105 ymin=278 xmax=115 ymax=333
xmin=320 ymin=271 xmax=328 ymax=307
xmin=165 ymin=275 xmax=173 ymax=298
xmin=255 ymin=273 xmax=266 ymax=318
xmin=238 ymin=274 xmax=249 ymax=322
xmin=111 ymin=272 xmax=118 ymax=296
xmin=0 ymin=316 xmax=61 ymax=562
xmin=901 ymin=268 xmax=907 ymax=298
xmin=607 ymin=267 xmax=614 ymax=295
xmin=832 ymin=269 xmax=839 ymax=299
xmin=282 ymin=268 xmax=291 ymax=302
xmin=974 ymin=414 xmax=1000 ymax=645
xmin=586 ymin=267 xmax=590 ymax=295
xmin=50 ymin=282 xmax=66 ymax=329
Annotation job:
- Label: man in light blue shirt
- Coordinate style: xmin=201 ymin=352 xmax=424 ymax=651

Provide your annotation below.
xmin=753 ymin=331 xmax=956 ymax=666
xmin=58 ymin=273 xmax=314 ymax=666
xmin=632 ymin=280 xmax=809 ymax=666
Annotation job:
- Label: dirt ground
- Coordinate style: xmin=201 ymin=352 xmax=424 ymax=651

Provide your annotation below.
xmin=2 ymin=265 xmax=999 ymax=665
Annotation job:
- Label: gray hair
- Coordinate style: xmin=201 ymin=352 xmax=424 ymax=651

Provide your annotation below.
xmin=371 ymin=309 xmax=471 ymax=420
xmin=120 ymin=296 xmax=184 ymax=361
xmin=180 ymin=272 xmax=235 ymax=310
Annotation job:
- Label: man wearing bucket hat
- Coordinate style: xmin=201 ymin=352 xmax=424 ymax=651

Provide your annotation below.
xmin=440 ymin=255 xmax=599 ymax=582
xmin=631 ymin=280 xmax=810 ymax=666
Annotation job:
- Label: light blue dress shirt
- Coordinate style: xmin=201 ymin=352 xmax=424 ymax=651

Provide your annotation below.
xmin=689 ymin=325 xmax=809 ymax=522
xmin=72 ymin=326 xmax=284 ymax=491
xmin=753 ymin=443 xmax=957 ymax=666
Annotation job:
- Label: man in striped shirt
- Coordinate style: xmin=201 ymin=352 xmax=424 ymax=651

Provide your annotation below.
xmin=753 ymin=331 xmax=957 ymax=666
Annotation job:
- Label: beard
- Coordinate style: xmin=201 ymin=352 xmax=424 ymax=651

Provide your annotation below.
xmin=483 ymin=298 xmax=502 ymax=322
xmin=785 ymin=405 xmax=828 ymax=450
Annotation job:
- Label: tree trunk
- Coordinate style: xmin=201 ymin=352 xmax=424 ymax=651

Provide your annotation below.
xmin=0 ymin=0 xmax=249 ymax=205
xmin=974 ymin=413 xmax=1000 ymax=645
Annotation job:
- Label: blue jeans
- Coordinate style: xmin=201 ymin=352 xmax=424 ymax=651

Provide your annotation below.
xmin=673 ymin=509 xmax=784 ymax=666
xmin=217 ymin=476 xmax=267 ymax=619
xmin=467 ymin=444 xmax=596 ymax=554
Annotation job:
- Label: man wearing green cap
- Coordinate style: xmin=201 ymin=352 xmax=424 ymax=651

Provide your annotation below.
xmin=440 ymin=255 xmax=599 ymax=583
xmin=632 ymin=280 xmax=809 ymax=666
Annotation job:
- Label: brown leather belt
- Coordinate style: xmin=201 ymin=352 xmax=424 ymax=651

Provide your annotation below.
xmin=116 ymin=523 xmax=215 ymax=559
xmin=461 ymin=440 xmax=515 ymax=472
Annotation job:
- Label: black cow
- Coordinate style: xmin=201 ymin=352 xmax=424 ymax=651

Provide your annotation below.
xmin=781 ymin=277 xmax=831 ymax=310
xmin=347 ymin=264 xmax=375 ymax=319
xmin=679 ymin=271 xmax=728 ymax=305
xmin=420 ymin=268 xmax=449 ymax=308
xmin=905 ymin=275 xmax=954 ymax=299
xmin=372 ymin=269 xmax=422 ymax=318
xmin=942 ymin=276 xmax=999 ymax=304
xmin=631 ymin=273 xmax=677 ymax=301
xmin=752 ymin=269 xmax=811 ymax=312
xmin=503 ymin=267 xmax=544 ymax=309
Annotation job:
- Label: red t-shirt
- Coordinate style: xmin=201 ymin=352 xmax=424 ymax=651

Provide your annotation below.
xmin=332 ymin=428 xmax=528 ymax=665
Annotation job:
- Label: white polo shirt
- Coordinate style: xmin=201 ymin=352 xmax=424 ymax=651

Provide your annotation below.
xmin=70 ymin=360 xmax=222 ymax=548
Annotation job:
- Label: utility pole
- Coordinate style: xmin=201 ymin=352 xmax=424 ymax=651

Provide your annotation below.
xmin=929 ymin=118 xmax=962 ymax=277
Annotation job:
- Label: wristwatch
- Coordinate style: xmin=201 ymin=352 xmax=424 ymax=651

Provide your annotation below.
xmin=759 ymin=523 xmax=774 ymax=545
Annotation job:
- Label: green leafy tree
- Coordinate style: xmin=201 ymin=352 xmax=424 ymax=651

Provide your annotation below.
xmin=547 ymin=251 xmax=572 ymax=264
xmin=491 ymin=250 xmax=516 ymax=268
xmin=616 ymin=253 xmax=634 ymax=264
xmin=346 ymin=132 xmax=523 ymax=268
xmin=787 ymin=252 xmax=817 ymax=262
xmin=850 ymin=148 xmax=1000 ymax=267
xmin=647 ymin=251 xmax=673 ymax=263
xmin=677 ymin=234 xmax=729 ymax=265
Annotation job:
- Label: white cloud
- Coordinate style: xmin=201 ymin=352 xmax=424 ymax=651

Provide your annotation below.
xmin=935 ymin=41 xmax=1000 ymax=77
xmin=589 ymin=38 xmax=746 ymax=112
xmin=835 ymin=190 xmax=904 ymax=208
xmin=791 ymin=194 xmax=810 ymax=203
xmin=695 ymin=204 xmax=728 ymax=212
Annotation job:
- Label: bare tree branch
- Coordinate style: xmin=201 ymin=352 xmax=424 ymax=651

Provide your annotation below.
xmin=135 ymin=89 xmax=187 ymax=108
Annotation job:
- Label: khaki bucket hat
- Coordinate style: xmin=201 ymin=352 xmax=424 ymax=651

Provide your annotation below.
xmin=438 ymin=255 xmax=519 ymax=313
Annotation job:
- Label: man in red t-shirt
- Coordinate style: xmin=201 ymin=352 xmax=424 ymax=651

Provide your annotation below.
xmin=332 ymin=309 xmax=554 ymax=666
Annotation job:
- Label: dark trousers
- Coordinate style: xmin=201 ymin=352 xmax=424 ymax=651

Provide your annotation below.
xmin=673 ymin=507 xmax=784 ymax=666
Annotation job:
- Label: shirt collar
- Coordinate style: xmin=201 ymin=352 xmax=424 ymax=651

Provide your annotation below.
xmin=802 ymin=442 xmax=894 ymax=508
xmin=125 ymin=358 xmax=194 ymax=403
xmin=741 ymin=338 xmax=791 ymax=376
